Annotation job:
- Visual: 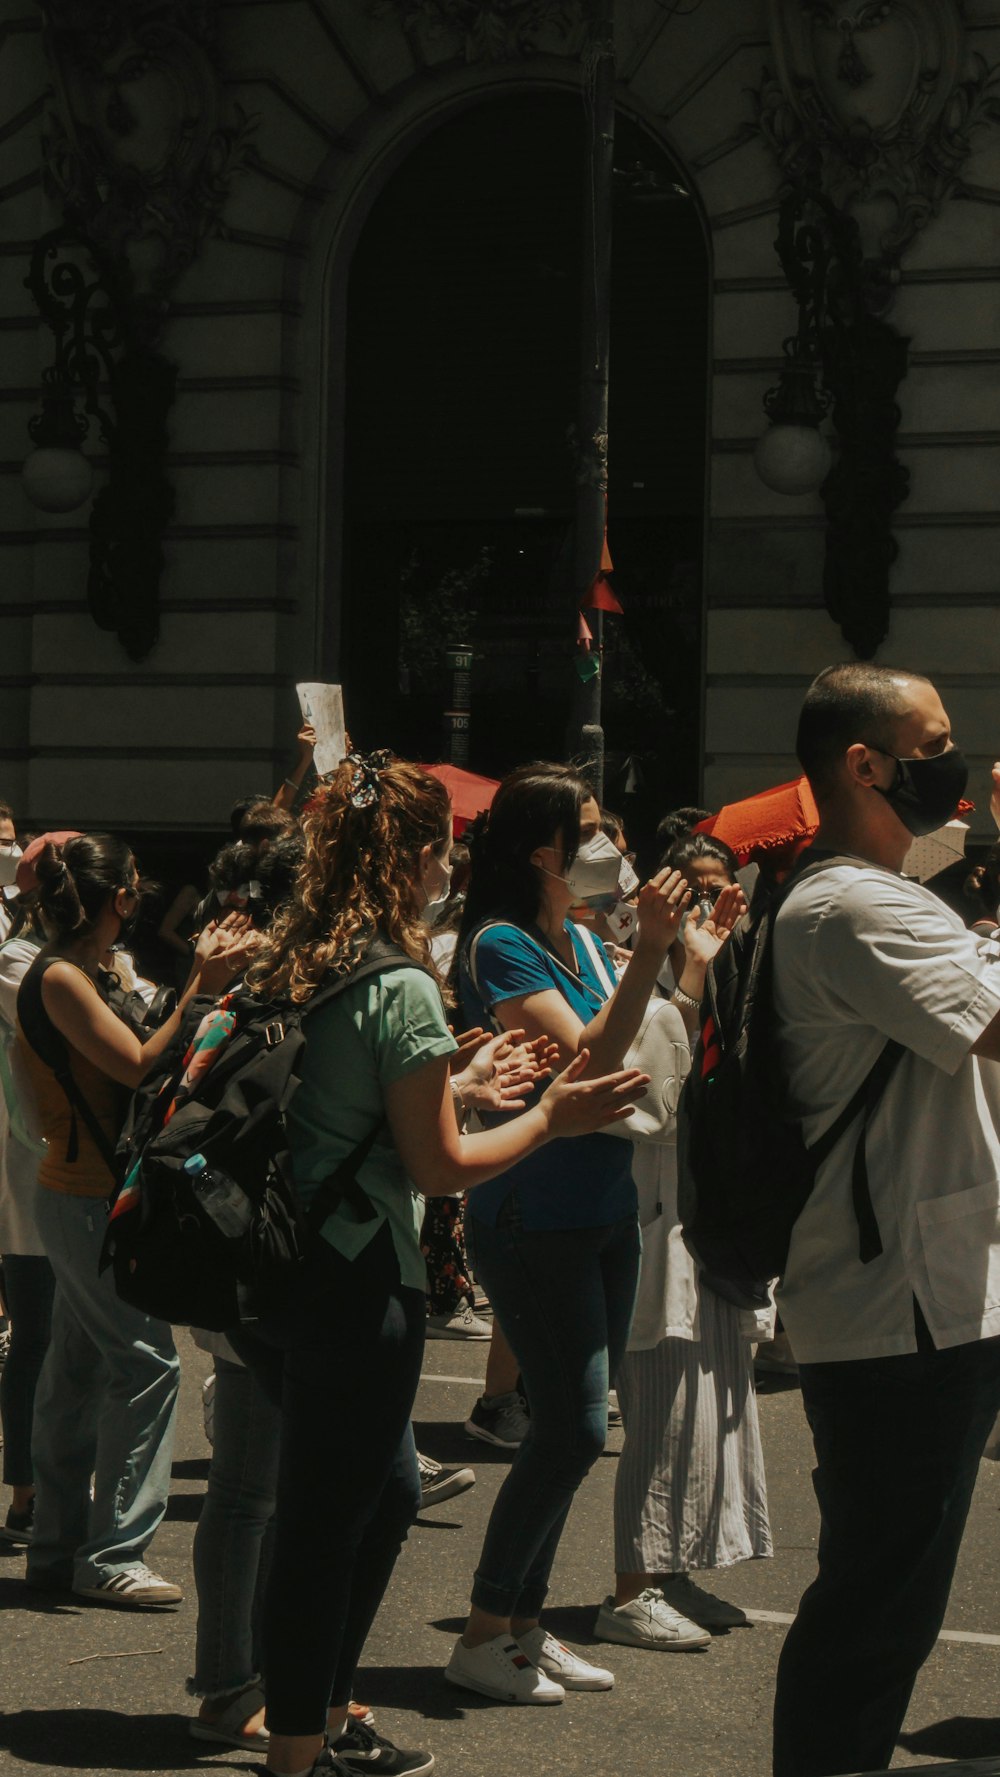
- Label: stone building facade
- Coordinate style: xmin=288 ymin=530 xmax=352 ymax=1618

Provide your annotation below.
xmin=2 ymin=1 xmax=1000 ymax=838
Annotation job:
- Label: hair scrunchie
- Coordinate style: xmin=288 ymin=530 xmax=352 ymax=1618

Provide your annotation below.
xmin=346 ymin=749 xmax=393 ymax=810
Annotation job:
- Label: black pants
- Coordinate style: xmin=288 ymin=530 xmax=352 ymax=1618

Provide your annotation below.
xmin=772 ymin=1330 xmax=1000 ymax=1777
xmin=230 ymin=1224 xmax=425 ymax=1736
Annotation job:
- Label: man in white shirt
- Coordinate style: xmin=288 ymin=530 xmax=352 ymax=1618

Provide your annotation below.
xmin=770 ymin=662 xmax=1000 ymax=1777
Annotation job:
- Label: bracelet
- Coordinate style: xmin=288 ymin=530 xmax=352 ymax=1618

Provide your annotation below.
xmin=672 ymin=985 xmax=701 ymax=1012
xmin=283 ymin=776 xmax=300 ymax=791
xmin=450 ymin=1078 xmax=465 ymax=1110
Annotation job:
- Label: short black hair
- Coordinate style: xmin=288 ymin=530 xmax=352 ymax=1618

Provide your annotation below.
xmin=655 ymin=806 xmax=712 ymax=853
xmin=796 ymin=663 xmax=927 ymax=796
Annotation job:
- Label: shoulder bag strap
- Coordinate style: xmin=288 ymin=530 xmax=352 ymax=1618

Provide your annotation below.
xmin=573 ymin=923 xmax=618 ymax=1000
xmin=18 ymin=957 xmax=119 ymax=1177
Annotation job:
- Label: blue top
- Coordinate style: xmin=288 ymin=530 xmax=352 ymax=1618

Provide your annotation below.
xmin=458 ymin=919 xmax=636 ymax=1231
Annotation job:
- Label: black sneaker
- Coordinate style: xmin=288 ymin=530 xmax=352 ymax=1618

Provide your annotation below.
xmin=417 ymin=1452 xmax=476 ymax=1510
xmin=0 ymin=1500 xmax=34 ymax=1546
xmin=331 ymin=1719 xmax=434 ymax=1776
xmin=464 ymin=1391 xmax=529 ymax=1449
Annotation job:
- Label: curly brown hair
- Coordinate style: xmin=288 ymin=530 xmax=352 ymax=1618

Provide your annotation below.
xmin=247 ymin=755 xmax=451 ymax=1004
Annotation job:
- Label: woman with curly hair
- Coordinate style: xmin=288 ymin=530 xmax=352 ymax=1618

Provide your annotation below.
xmin=227 ymin=751 xmax=648 ymax=1777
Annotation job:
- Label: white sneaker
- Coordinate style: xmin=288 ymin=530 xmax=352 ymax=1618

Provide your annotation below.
xmin=593 ymin=1589 xmax=710 ymax=1651
xmin=445 ymin=1634 xmax=565 ymax=1704
xmin=426 ymin=1304 xmax=493 ymax=1340
xmin=74 ymin=1564 xmax=183 ymax=1609
xmin=515 ymin=1626 xmax=614 ymax=1691
xmin=658 ymin=1573 xmax=748 ymax=1630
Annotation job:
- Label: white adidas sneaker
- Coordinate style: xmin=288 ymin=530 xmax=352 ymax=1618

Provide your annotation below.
xmin=445 ymin=1633 xmax=565 ymax=1704
xmin=516 ymin=1626 xmax=614 ymax=1691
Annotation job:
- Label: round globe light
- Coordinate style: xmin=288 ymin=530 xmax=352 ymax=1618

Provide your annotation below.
xmin=754 ymin=424 xmax=832 ymax=497
xmin=21 ymin=446 xmax=93 ymax=514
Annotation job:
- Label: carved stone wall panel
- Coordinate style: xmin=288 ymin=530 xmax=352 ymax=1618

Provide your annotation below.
xmin=628 ymin=0 xmax=767 ymax=118
xmin=760 ymin=1 xmax=1000 ymax=269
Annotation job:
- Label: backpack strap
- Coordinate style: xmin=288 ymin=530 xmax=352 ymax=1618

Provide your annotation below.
xmin=776 ymin=854 xmax=908 ymax=1266
xmin=297 ymin=937 xmax=439 ymax=1229
xmin=467 ymin=920 xmax=608 ymax=1031
xmin=17 ymin=956 xmax=119 ymax=1179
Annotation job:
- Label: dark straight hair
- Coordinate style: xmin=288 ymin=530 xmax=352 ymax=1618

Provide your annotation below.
xmin=34 ymin=833 xmax=135 ymax=939
xmin=456 ymin=761 xmax=592 ymax=949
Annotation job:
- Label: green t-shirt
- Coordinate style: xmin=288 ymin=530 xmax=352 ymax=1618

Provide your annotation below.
xmin=288 ymin=965 xmax=457 ymax=1288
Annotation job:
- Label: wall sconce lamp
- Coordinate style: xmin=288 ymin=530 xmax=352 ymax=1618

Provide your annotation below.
xmin=755 ymin=188 xmax=910 ymax=659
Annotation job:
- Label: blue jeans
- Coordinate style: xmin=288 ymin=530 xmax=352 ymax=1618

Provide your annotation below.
xmin=229 ymin=1224 xmax=424 ymax=1737
xmin=466 ymin=1202 xmax=640 ymax=1617
xmin=773 ymin=1330 xmax=1000 ymax=1777
xmin=1 ymin=1254 xmax=55 ymax=1488
xmin=190 ymin=1355 xmax=280 ymax=1699
xmin=27 ymin=1189 xmax=179 ymax=1590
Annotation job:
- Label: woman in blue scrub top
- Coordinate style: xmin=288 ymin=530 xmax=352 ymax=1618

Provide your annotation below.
xmin=445 ymin=761 xmax=697 ymax=1705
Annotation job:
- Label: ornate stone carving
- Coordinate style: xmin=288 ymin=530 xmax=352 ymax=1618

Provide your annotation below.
xmin=41 ymin=1 xmax=257 ymax=305
xmin=372 ymin=0 xmax=583 ymax=61
xmin=28 ymin=2 xmax=256 ymax=659
xmin=757 ymin=1 xmax=1000 ymax=276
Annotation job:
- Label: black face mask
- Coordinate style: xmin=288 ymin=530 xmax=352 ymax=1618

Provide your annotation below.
xmin=870 ymin=746 xmax=968 ymax=838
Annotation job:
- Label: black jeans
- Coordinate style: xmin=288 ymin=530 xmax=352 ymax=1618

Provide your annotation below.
xmin=229 ymin=1224 xmax=425 ymax=1736
xmin=772 ymin=1331 xmax=1000 ymax=1777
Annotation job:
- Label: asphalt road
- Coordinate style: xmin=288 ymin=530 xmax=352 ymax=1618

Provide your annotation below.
xmin=3 ymin=1333 xmax=1000 ymax=1777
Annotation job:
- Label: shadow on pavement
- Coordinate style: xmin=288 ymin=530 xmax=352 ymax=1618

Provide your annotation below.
xmin=429 ymin=1604 xmax=604 ymax=1645
xmin=353 ymin=1664 xmax=507 ymax=1719
xmin=164 ymin=1492 xmax=204 ymax=1523
xmin=897 ymin=1716 xmax=1000 ymax=1761
xmin=172 ymin=1458 xmax=211 ymax=1482
xmin=0 ymin=1575 xmax=83 ymax=1616
xmin=0 ymin=1709 xmax=256 ymax=1770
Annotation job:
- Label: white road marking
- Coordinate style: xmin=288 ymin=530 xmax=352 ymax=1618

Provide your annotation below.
xmin=419 ymin=1372 xmax=485 ymax=1386
xmin=745 ymin=1610 xmax=1000 ymax=1648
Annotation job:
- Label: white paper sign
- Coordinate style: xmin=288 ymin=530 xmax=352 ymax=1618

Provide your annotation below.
xmin=902 ymin=819 xmax=968 ymax=884
xmin=296 ymin=682 xmax=346 ymax=778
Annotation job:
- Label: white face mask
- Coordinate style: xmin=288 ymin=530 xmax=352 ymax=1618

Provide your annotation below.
xmin=544 ymin=831 xmax=623 ymax=902
xmin=0 ymin=843 xmax=22 ymax=890
xmin=422 ymin=852 xmax=453 ymax=924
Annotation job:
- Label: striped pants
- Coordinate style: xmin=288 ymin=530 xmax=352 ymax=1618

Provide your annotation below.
xmin=613 ymin=1285 xmax=772 ymax=1574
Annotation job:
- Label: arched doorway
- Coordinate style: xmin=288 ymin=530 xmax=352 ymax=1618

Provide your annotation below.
xmin=340 ymin=90 xmax=709 ymax=830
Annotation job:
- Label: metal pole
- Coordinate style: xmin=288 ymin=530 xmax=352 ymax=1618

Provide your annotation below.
xmin=571 ymin=0 xmax=615 ymax=804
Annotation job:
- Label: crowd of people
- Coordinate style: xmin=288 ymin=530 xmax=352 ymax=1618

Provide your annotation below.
xmin=2 ymin=659 xmax=1000 ymax=1777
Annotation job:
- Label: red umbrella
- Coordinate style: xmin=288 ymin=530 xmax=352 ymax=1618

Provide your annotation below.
xmin=696 ymin=777 xmax=820 ymax=870
xmin=698 ymin=777 xmax=977 ymax=871
xmin=420 ymin=764 xmax=499 ymax=837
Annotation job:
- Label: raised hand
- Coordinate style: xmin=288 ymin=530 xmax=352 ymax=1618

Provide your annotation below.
xmin=634 ymin=868 xmax=691 ymax=956
xmin=540 ymin=1049 xmax=649 ymax=1139
xmin=682 ymin=883 xmax=747 ymax=969
xmin=448 ymin=1025 xmax=488 ymax=1073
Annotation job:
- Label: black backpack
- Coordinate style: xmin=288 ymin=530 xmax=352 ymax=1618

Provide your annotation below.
xmin=676 ymin=853 xmax=904 ymax=1309
xmin=101 ymin=939 xmax=430 ymax=1332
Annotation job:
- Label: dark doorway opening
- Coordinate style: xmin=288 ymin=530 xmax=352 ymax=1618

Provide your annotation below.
xmin=341 ymin=91 xmax=709 ymax=843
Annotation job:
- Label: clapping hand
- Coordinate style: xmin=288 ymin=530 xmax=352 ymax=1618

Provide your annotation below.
xmin=454 ymin=1029 xmax=558 ymax=1115
xmin=193 ymin=911 xmax=260 ymax=995
xmin=681 ymin=883 xmax=747 ymax=969
xmin=634 ymin=868 xmax=691 ymax=955
xmin=540 ymin=1049 xmax=649 ymax=1138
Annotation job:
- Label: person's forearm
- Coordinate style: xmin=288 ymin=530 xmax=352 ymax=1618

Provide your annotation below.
xmin=671 ymin=957 xmax=707 ymax=1038
xmin=420 ymin=1104 xmax=552 ymax=1196
xmin=576 ymin=942 xmax=664 ymax=1075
